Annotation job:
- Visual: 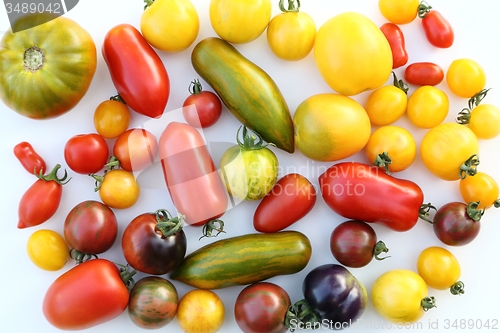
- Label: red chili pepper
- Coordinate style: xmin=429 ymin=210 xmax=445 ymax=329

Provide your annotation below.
xmin=418 ymin=3 xmax=454 ymax=48
xmin=404 ymin=62 xmax=444 ymax=86
xmin=380 ymin=23 xmax=408 ymax=69
xmin=13 ymin=142 xmax=47 ymax=175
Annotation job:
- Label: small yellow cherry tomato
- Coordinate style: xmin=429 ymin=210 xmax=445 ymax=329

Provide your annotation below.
xmin=372 ymin=269 xmax=436 ymax=324
xmin=466 ymin=104 xmax=500 ymax=140
xmin=93 ymin=98 xmax=130 ymax=139
xmin=446 ymin=58 xmax=486 ymax=98
xmin=378 ymin=0 xmax=420 ymax=24
xmin=94 ymin=169 xmax=141 ymax=209
xmin=407 ymin=85 xmax=449 ymax=129
xmin=177 ymin=289 xmax=225 ymax=333
xmin=417 ymin=246 xmax=464 ymax=295
xmin=26 ymin=229 xmax=69 ymax=271
xmin=364 ymin=77 xmax=408 ymax=126
xmin=266 ymin=0 xmax=316 ymax=61
xmin=365 ymin=125 xmax=416 ymax=173
xmin=459 ymin=171 xmax=499 ymax=209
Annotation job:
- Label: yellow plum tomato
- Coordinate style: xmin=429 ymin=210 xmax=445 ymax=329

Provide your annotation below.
xmin=26 ymin=229 xmax=69 ymax=271
xmin=459 ymin=172 xmax=500 ymax=209
xmin=417 ymin=246 xmax=464 ymax=295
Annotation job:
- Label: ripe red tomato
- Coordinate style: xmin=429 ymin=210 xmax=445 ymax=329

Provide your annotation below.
xmin=404 ymin=62 xmax=444 ymax=86
xmin=253 ymin=173 xmax=316 ymax=233
xmin=182 ymin=79 xmax=222 ymax=128
xmin=102 ymin=24 xmax=170 ymax=118
xmin=113 ymin=128 xmax=158 ymax=172
xmin=234 ymin=282 xmax=291 ymax=333
xmin=122 ymin=210 xmax=187 ymax=275
xmin=419 ymin=7 xmax=454 ymax=48
xmin=64 ymin=133 xmax=109 ymax=174
xmin=18 ymin=164 xmax=69 ymax=229
xmin=64 ymin=200 xmax=118 ymax=260
xmin=42 ymin=258 xmax=134 ymax=330
xmin=13 ymin=141 xmax=46 ymax=175
xmin=379 ymin=23 xmax=408 ymax=69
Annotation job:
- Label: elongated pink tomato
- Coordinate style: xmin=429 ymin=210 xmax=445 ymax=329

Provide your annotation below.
xmin=159 ymin=122 xmax=227 ymax=226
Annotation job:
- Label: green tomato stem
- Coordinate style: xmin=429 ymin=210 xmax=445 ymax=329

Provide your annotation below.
xmin=285 ymin=299 xmax=321 ymax=332
xmin=188 ymin=79 xmax=203 ymax=95
xmin=450 ymin=281 xmax=465 ymax=296
xmin=419 ymin=203 xmax=437 ymax=223
xmin=24 ymin=46 xmax=45 ymax=73
xmin=279 ymin=0 xmax=300 ymax=13
xmin=37 ymin=164 xmax=71 ymax=185
xmin=373 ymin=241 xmax=390 ymax=261
xmin=200 ymin=219 xmax=225 ymax=240
xmin=466 ymin=201 xmax=484 ymax=222
xmin=374 ymin=152 xmax=392 ymax=175
xmin=155 ymin=210 xmax=185 ymax=238
xmin=69 ymin=249 xmax=98 ymax=265
xmin=421 ymin=296 xmax=437 ymax=312
xmin=417 ymin=1 xmax=432 ymax=18
xmin=457 ymin=89 xmax=491 ymax=124
xmin=236 ymin=126 xmax=270 ymax=150
xmin=116 ymin=263 xmax=137 ymax=290
xmin=143 ymin=0 xmax=155 ymax=10
xmin=392 ymin=71 xmax=409 ymax=94
xmin=110 ymin=94 xmax=126 ymax=104
xmin=459 ymin=154 xmax=480 ymax=180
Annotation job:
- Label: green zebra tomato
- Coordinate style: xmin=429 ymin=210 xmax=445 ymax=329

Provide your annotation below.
xmin=219 ymin=127 xmax=278 ymax=201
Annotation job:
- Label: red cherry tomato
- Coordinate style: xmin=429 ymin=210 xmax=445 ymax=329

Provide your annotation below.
xmin=42 ymin=258 xmax=134 ymax=330
xmin=419 ymin=5 xmax=454 ymax=48
xmin=182 ymin=79 xmax=222 ymax=128
xmin=253 ymin=173 xmax=316 ymax=233
xmin=13 ymin=141 xmax=47 ymax=175
xmin=113 ymin=128 xmax=158 ymax=172
xmin=18 ymin=164 xmax=70 ymax=229
xmin=380 ymin=23 xmax=408 ymax=69
xmin=102 ymin=24 xmax=170 ymax=118
xmin=404 ymin=62 xmax=444 ymax=86
xmin=64 ymin=133 xmax=109 ymax=174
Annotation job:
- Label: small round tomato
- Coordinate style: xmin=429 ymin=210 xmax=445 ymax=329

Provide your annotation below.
xmin=141 ymin=0 xmax=199 ymax=52
xmin=417 ymin=246 xmax=464 ymax=295
xmin=465 ymin=104 xmax=500 ymax=140
xmin=235 ymin=282 xmax=291 ymax=333
xmin=365 ymin=125 xmax=416 ymax=173
xmin=420 ymin=123 xmax=479 ymax=181
xmin=182 ymin=79 xmax=222 ymax=128
xmin=404 ymin=62 xmax=444 ymax=86
xmin=330 ymin=220 xmax=389 ymax=268
xmin=26 ymin=229 xmax=69 ymax=271
xmin=92 ymin=169 xmax=141 ymax=209
xmin=113 ymin=128 xmax=158 ymax=172
xmin=266 ymin=0 xmax=316 ymax=61
xmin=371 ymin=269 xmax=436 ymax=324
xmin=64 ymin=133 xmax=109 ymax=174
xmin=177 ymin=289 xmax=225 ymax=333
xmin=378 ymin=0 xmax=420 ymax=24
xmin=128 ymin=276 xmax=178 ymax=329
xmin=407 ymin=86 xmax=449 ymax=129
xmin=446 ymin=58 xmax=486 ymax=98
xmin=64 ymin=200 xmax=118 ymax=259
xmin=459 ymin=172 xmax=499 ymax=209
xmin=93 ymin=97 xmax=130 ymax=139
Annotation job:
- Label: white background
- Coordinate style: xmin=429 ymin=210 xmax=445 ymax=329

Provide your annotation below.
xmin=1 ymin=0 xmax=500 ymax=332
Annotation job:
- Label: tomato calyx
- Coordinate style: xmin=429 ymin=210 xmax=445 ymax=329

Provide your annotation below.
xmin=143 ymin=0 xmax=155 ymax=10
xmin=418 ymin=202 xmax=437 ymax=223
xmin=465 ymin=201 xmax=485 ymax=221
xmin=373 ymin=241 xmax=390 ymax=261
xmin=459 ymin=154 xmax=480 ymax=180
xmin=285 ymin=299 xmax=321 ymax=332
xmin=457 ymin=88 xmax=491 ymax=124
xmin=421 ymin=296 xmax=437 ymax=312
xmin=90 ymin=156 xmax=121 ymax=191
xmin=188 ymin=79 xmax=204 ymax=95
xmin=373 ymin=151 xmax=392 ymax=174
xmin=116 ymin=263 xmax=137 ymax=290
xmin=110 ymin=94 xmax=126 ymax=104
xmin=70 ymin=248 xmax=98 ymax=265
xmin=199 ymin=219 xmax=225 ymax=240
xmin=450 ymin=281 xmax=465 ymax=296
xmin=237 ymin=126 xmax=271 ymax=151
xmin=24 ymin=46 xmax=45 ymax=73
xmin=417 ymin=1 xmax=432 ymax=18
xmin=38 ymin=164 xmax=71 ymax=185
xmin=154 ymin=209 xmax=185 ymax=238
xmin=279 ymin=0 xmax=300 ymax=13
xmin=392 ymin=71 xmax=409 ymax=94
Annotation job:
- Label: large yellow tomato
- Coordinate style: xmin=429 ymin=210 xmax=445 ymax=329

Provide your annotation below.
xmin=177 ymin=289 xmax=225 ymax=333
xmin=210 ymin=0 xmax=271 ymax=44
xmin=417 ymin=246 xmax=464 ymax=295
xmin=314 ymin=12 xmax=392 ymax=96
xmin=420 ymin=123 xmax=479 ymax=181
xmin=293 ymin=93 xmax=371 ymax=161
xmin=372 ymin=269 xmax=435 ymax=324
xmin=26 ymin=229 xmax=69 ymax=271
xmin=141 ymin=0 xmax=199 ymax=52
xmin=407 ymin=86 xmax=449 ymax=129
xmin=446 ymin=58 xmax=486 ymax=98
xmin=459 ymin=172 xmax=499 ymax=209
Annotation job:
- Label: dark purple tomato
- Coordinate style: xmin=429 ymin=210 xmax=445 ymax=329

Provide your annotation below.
xmin=64 ymin=200 xmax=117 ymax=260
xmin=432 ymin=202 xmax=482 ymax=246
xmin=122 ymin=210 xmax=187 ymax=275
xmin=128 ymin=276 xmax=178 ymax=329
xmin=234 ymin=282 xmax=291 ymax=333
xmin=330 ymin=220 xmax=389 ymax=268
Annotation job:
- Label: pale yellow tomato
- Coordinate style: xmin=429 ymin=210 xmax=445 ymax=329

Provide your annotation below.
xmin=417 ymin=246 xmax=464 ymax=295
xmin=314 ymin=12 xmax=392 ymax=96
xmin=365 ymin=85 xmax=408 ymax=126
xmin=407 ymin=86 xmax=449 ymax=128
xmin=177 ymin=289 xmax=225 ymax=333
xmin=141 ymin=0 xmax=199 ymax=52
xmin=365 ymin=126 xmax=416 ymax=173
xmin=378 ymin=0 xmax=420 ymax=24
xmin=27 ymin=229 xmax=69 ymax=271
xmin=210 ymin=0 xmax=271 ymax=44
xmin=446 ymin=58 xmax=486 ymax=98
xmin=467 ymin=104 xmax=500 ymax=139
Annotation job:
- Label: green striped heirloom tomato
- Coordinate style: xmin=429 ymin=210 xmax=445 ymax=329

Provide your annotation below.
xmin=0 ymin=14 xmax=97 ymax=119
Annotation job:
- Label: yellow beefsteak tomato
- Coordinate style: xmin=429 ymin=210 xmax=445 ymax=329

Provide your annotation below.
xmin=314 ymin=12 xmax=393 ymax=96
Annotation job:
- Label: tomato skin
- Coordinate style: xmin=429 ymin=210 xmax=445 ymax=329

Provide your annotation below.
xmin=421 ymin=10 xmax=454 ymax=48
xmin=159 ymin=122 xmax=227 ymax=226
xmin=177 ymin=289 xmax=225 ymax=333
xmin=364 ymin=85 xmax=407 ymax=126
xmin=128 ymin=276 xmax=178 ymax=329
xmin=96 ymin=169 xmax=141 ymax=209
xmin=417 ymin=246 xmax=462 ymax=291
xmin=113 ymin=128 xmax=158 ymax=172
xmin=64 ymin=133 xmax=109 ymax=175
xmin=318 ymin=162 xmax=424 ymax=232
xmin=404 ymin=62 xmax=444 ymax=86
xmin=102 ymin=24 xmax=170 ymax=118
xmin=14 ymin=141 xmax=46 ymax=175
xmin=432 ymin=202 xmax=481 ymax=246
xmin=64 ymin=200 xmax=118 ymax=255
xmin=467 ymin=104 xmax=500 ymax=140
xmin=380 ymin=23 xmax=408 ymax=69
xmin=459 ymin=172 xmax=499 ymax=209
xmin=234 ymin=282 xmax=291 ymax=333
xmin=122 ymin=211 xmax=187 ymax=275
xmin=253 ymin=173 xmax=316 ymax=233
xmin=406 ymin=85 xmax=449 ymax=129
xmin=93 ymin=98 xmax=131 ymax=139
xmin=42 ymin=259 xmax=131 ymax=330
xmin=26 ymin=229 xmax=69 ymax=271
xmin=378 ymin=0 xmax=419 ymax=24
xmin=446 ymin=58 xmax=486 ymax=98
xmin=182 ymin=80 xmax=222 ymax=128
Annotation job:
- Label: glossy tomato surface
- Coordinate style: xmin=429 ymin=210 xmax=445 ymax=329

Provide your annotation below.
xmin=64 ymin=133 xmax=109 ymax=175
xmin=177 ymin=289 xmax=225 ymax=333
xmin=379 ymin=22 xmax=408 ymax=68
xmin=113 ymin=128 xmax=158 ymax=172
xmin=404 ymin=62 xmax=444 ymax=86
xmin=421 ymin=10 xmax=454 ymax=48
xmin=182 ymin=80 xmax=222 ymax=128
xmin=432 ymin=202 xmax=482 ymax=246
xmin=26 ymin=229 xmax=69 ymax=271
xmin=93 ymin=98 xmax=130 ymax=139
xmin=14 ymin=141 xmax=46 ymax=175
xmin=96 ymin=169 xmax=141 ymax=209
